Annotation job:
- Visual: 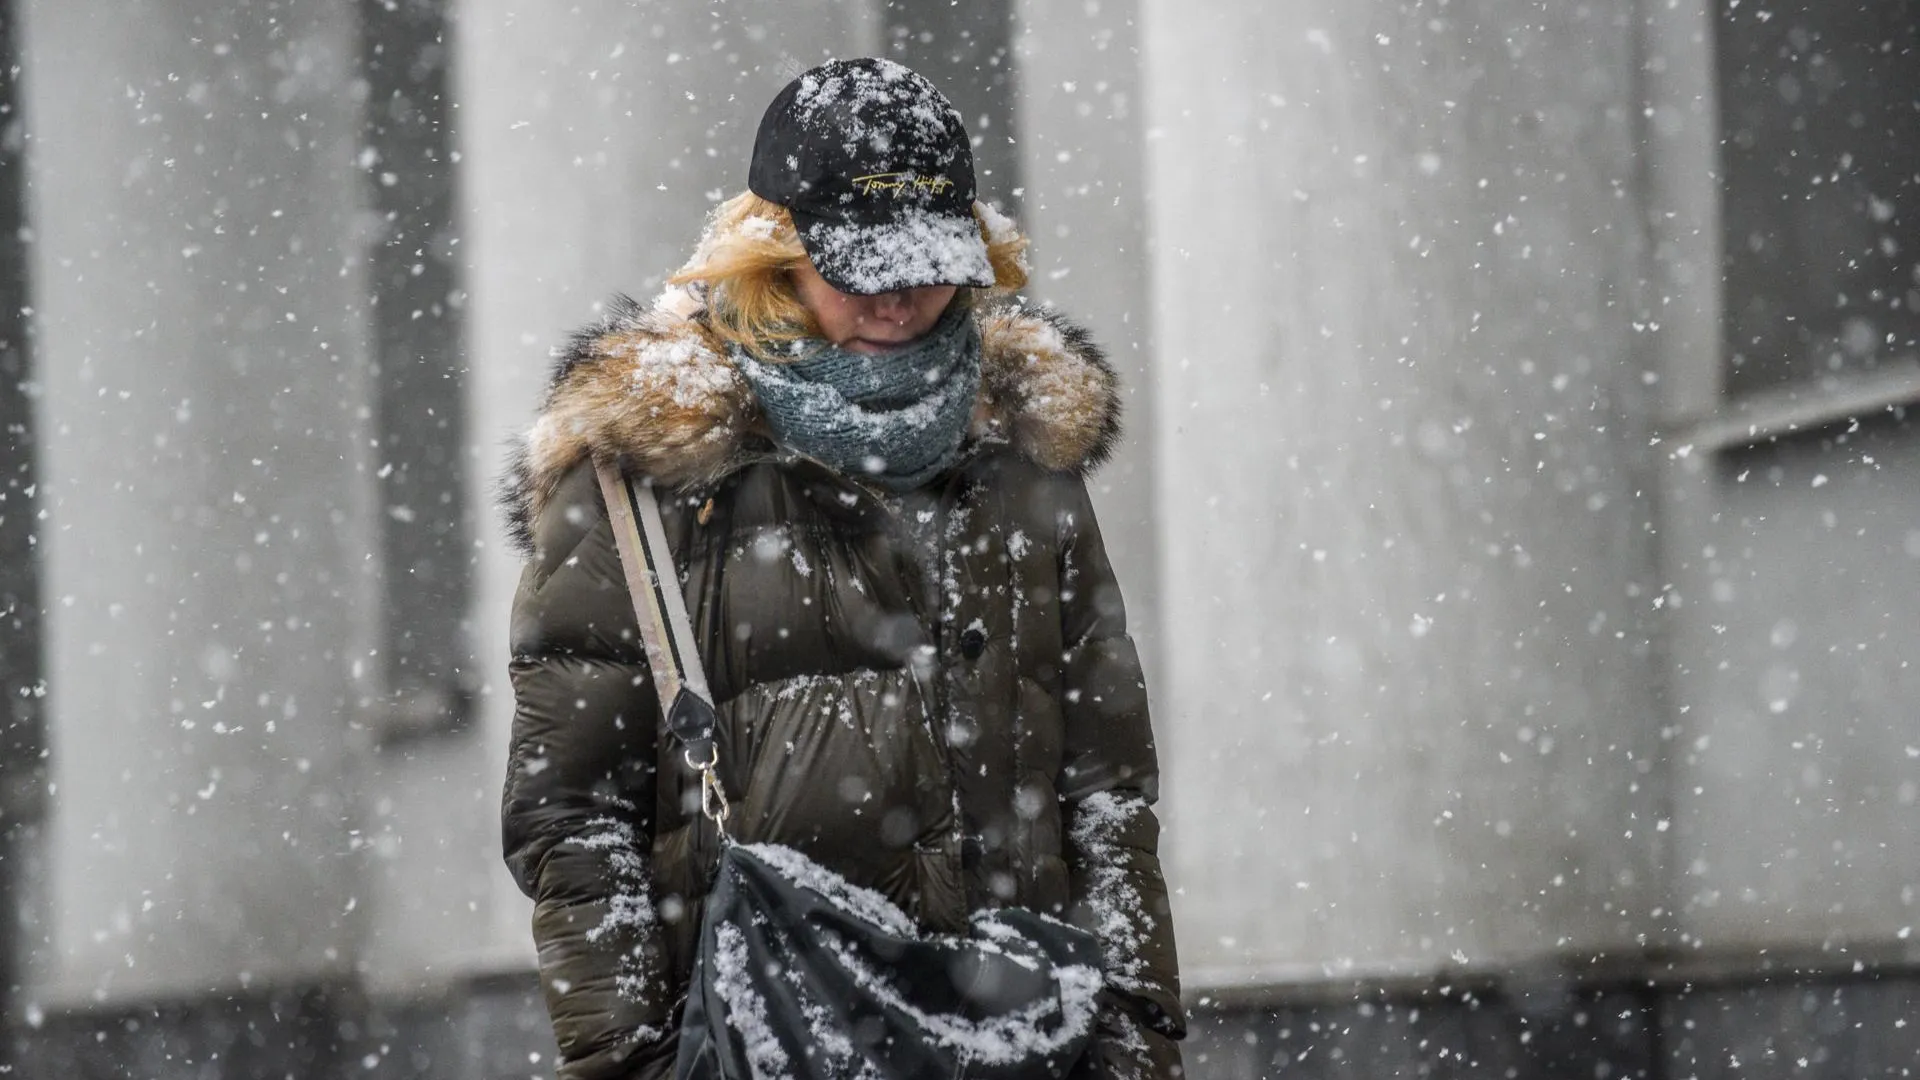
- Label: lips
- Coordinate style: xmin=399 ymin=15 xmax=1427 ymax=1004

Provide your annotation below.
xmin=847 ymin=336 xmax=913 ymax=354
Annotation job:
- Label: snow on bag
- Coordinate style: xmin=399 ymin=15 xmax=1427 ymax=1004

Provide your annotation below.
xmin=675 ymin=842 xmax=1103 ymax=1080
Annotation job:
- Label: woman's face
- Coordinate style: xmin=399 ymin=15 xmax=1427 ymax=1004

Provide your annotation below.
xmin=790 ymin=259 xmax=959 ymax=355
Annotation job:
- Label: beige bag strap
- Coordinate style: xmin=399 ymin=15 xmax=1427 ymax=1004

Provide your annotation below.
xmin=593 ymin=459 xmax=729 ymax=832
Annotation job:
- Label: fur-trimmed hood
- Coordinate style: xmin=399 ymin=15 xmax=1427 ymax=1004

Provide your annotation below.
xmin=499 ymin=288 xmax=1122 ymax=555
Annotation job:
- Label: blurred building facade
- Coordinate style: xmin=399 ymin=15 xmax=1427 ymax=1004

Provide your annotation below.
xmin=0 ymin=0 xmax=1914 ymax=1077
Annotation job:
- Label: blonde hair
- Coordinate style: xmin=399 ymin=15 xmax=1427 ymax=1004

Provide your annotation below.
xmin=669 ymin=192 xmax=1031 ymax=359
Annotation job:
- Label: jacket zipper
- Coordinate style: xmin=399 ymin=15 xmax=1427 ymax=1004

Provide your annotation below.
xmin=767 ymin=448 xmax=997 ymax=912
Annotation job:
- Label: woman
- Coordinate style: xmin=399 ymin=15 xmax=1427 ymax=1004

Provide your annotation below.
xmin=500 ymin=58 xmax=1184 ymax=1080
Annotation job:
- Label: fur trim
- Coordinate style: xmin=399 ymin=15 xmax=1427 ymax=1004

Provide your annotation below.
xmin=499 ymin=292 xmax=1121 ymax=555
xmin=974 ymin=301 xmax=1121 ymax=474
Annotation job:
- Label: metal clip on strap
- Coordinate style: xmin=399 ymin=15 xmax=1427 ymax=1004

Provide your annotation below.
xmin=672 ymin=690 xmax=730 ymax=832
xmin=693 ymin=751 xmax=730 ymax=830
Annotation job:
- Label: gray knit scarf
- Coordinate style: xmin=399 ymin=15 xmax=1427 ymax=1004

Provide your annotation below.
xmin=733 ymin=302 xmax=981 ymax=492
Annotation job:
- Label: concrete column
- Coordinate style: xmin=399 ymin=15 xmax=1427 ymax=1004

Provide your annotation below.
xmin=17 ymin=0 xmax=378 ymax=1003
xmin=1141 ymin=0 xmax=1668 ymax=986
xmin=436 ymin=0 xmax=880 ymax=989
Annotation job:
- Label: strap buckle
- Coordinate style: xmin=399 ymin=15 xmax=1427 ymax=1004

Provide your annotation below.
xmin=685 ymin=744 xmax=731 ymax=835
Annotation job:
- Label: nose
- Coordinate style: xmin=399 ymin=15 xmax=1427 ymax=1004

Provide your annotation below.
xmin=868 ymin=290 xmax=911 ymax=323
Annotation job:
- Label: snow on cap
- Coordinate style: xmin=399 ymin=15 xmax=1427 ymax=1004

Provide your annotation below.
xmin=748 ymin=57 xmax=994 ymax=295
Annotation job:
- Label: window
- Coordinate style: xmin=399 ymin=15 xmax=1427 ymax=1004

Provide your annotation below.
xmin=1717 ymin=0 xmax=1919 ymax=398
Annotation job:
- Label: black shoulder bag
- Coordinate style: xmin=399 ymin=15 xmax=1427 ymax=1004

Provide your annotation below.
xmin=595 ymin=461 xmax=1104 ymax=1080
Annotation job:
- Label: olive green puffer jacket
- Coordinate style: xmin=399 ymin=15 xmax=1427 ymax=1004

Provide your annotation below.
xmin=500 ymin=288 xmax=1184 ymax=1080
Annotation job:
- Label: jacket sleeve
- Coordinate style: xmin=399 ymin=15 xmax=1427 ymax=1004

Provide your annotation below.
xmin=1051 ymin=477 xmax=1187 ymax=1079
xmin=502 ymin=463 xmax=676 ymax=1080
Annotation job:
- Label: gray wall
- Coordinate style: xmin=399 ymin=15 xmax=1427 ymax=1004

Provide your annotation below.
xmin=1141 ymin=0 xmax=1669 ymax=984
xmin=17 ymin=0 xmax=377 ymax=1001
xmin=1139 ymin=0 xmax=1920 ymax=1001
xmin=1645 ymin=0 xmax=1920 ymax=965
xmin=1662 ymin=425 xmax=1920 ymax=958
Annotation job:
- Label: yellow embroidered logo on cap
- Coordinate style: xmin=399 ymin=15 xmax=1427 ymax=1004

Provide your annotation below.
xmin=850 ymin=172 xmax=955 ymax=197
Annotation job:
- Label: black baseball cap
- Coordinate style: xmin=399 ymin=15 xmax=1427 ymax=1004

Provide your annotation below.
xmin=748 ymin=58 xmax=995 ymax=296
